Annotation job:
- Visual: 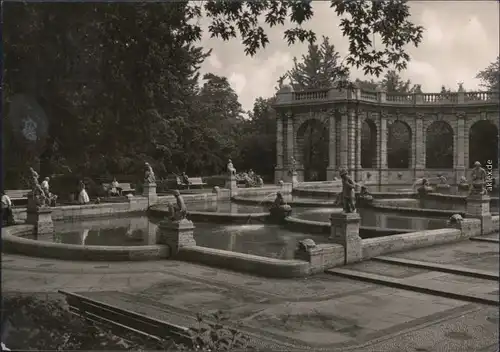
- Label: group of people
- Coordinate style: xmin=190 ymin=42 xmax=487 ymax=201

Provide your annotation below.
xmin=236 ymin=169 xmax=264 ymax=188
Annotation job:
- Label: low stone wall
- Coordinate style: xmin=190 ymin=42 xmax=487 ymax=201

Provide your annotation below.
xmin=362 ymin=228 xmax=463 ymax=259
xmin=292 ymin=187 xmax=415 ymax=200
xmin=231 ymin=195 xmax=337 ymax=208
xmin=2 ymin=225 xmax=169 ymax=261
xmin=372 ymin=198 xmax=420 ymax=208
xmin=12 ymin=193 xmax=218 ymax=222
xmin=370 ymin=202 xmax=462 ymax=218
xmin=178 ymin=246 xmax=310 ymax=277
xmin=284 ymin=217 xmax=410 ymax=238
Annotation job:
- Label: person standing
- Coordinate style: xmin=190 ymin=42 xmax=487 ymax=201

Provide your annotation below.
xmin=1 ymin=191 xmax=14 ymax=225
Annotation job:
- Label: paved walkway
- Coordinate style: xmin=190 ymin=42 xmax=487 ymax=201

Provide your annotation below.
xmin=2 ymin=237 xmax=499 ymax=351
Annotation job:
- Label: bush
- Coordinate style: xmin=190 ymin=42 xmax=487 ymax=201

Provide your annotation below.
xmin=2 ymin=294 xmax=256 ymax=351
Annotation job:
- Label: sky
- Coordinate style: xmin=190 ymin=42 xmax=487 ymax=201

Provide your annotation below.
xmin=197 ymin=1 xmax=499 ymax=112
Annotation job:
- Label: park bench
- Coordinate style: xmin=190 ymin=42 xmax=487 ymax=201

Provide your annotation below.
xmin=176 ymin=176 xmax=206 ymax=189
xmin=5 ymin=189 xmax=30 ymax=206
xmin=102 ymin=183 xmax=135 ymax=196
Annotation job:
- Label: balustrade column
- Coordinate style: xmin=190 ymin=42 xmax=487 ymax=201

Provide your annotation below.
xmin=455 ymin=112 xmax=467 ymax=182
xmin=378 ymin=114 xmax=388 ymax=184
xmin=327 ymin=109 xmax=337 ymax=180
xmin=414 ymin=113 xmax=425 ymax=178
xmin=339 ymin=107 xmax=349 ymax=170
xmin=274 ymin=113 xmax=284 ymax=183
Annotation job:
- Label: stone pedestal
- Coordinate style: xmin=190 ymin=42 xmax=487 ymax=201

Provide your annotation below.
xmin=26 ymin=207 xmax=54 ymax=235
xmin=225 ymin=174 xmax=237 ymax=191
xmin=143 ymin=183 xmax=157 ymax=205
xmin=291 ymin=172 xmax=299 ymax=188
xmin=466 ymin=194 xmax=492 ymax=234
xmin=329 ymin=212 xmax=362 ymax=265
xmin=157 ymin=218 xmax=196 ymax=256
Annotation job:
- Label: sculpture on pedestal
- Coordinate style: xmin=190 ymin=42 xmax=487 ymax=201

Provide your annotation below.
xmin=470 ymin=161 xmax=487 ymax=195
xmin=339 ymin=168 xmax=356 ymax=213
xmin=167 ymin=190 xmax=188 ymax=221
xmin=41 ymin=176 xmax=57 ymax=206
xmin=28 ymin=167 xmax=49 ymax=208
xmin=435 ymin=175 xmax=450 ymax=191
xmin=269 ymin=192 xmax=292 ymax=221
xmin=227 ymin=159 xmax=237 ymax=176
xmin=458 ymin=176 xmax=469 ymax=190
xmin=417 ymin=178 xmax=433 ymax=196
xmin=144 ymin=162 xmax=156 ymax=184
xmin=357 ymin=186 xmax=373 ymax=207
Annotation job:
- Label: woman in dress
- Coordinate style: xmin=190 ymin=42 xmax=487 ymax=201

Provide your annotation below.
xmin=78 ymin=181 xmax=90 ymax=204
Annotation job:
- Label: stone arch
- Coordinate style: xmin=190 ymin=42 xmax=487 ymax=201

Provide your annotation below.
xmin=425 ymin=121 xmax=454 ymax=168
xmin=361 ymin=119 xmax=377 ymax=168
xmin=296 ymin=118 xmax=329 ymax=181
xmin=469 ymin=120 xmax=498 ymax=168
xmin=388 ymin=120 xmax=412 ymax=169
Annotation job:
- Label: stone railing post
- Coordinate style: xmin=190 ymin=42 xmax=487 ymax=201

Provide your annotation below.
xmin=377 ymin=90 xmax=387 ymax=103
xmin=330 ymin=212 xmax=362 ymax=264
xmin=466 ymin=192 xmax=492 ymax=235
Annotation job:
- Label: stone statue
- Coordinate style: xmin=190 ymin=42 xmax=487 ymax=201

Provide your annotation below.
xmin=458 ymin=176 xmax=469 ymax=190
xmin=144 ymin=162 xmax=156 ymax=184
xmin=357 ymin=186 xmax=373 ymax=206
xmin=169 ymin=190 xmax=187 ymax=221
xmin=28 ymin=167 xmax=48 ymax=208
xmin=435 ymin=174 xmax=450 ymax=190
xmin=470 ymin=161 xmax=487 ymax=195
xmin=447 ymin=213 xmax=464 ymax=227
xmin=339 ymin=168 xmax=356 ymax=213
xmin=417 ymin=178 xmax=434 ymax=196
xmin=227 ymin=159 xmax=236 ymax=176
xmin=269 ymin=192 xmax=292 ymax=221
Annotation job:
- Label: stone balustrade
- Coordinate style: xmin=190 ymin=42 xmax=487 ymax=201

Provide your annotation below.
xmin=276 ymin=87 xmax=498 ymax=106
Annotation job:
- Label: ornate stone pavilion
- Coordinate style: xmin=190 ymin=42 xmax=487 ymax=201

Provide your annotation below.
xmin=272 ymin=85 xmax=499 ymax=185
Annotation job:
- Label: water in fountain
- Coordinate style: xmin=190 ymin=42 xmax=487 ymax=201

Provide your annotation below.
xmin=245 ymin=192 xmax=279 ymax=224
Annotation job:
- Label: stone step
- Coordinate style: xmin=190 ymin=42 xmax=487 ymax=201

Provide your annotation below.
xmin=372 ymin=256 xmax=498 ymax=280
xmin=326 ymin=267 xmax=499 ymax=306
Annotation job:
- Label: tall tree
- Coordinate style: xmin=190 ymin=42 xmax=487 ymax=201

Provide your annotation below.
xmin=379 ymin=70 xmax=417 ymax=93
xmin=288 ymin=36 xmax=349 ymax=90
xmin=239 ymin=97 xmax=277 ymax=180
xmin=476 ymin=56 xmax=499 ymax=91
xmin=203 ymin=0 xmax=424 ymax=76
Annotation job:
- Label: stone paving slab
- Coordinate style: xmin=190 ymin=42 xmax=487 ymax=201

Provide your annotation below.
xmin=78 ymin=287 xmax=474 ymax=350
xmin=383 ymin=240 xmax=499 ymax=272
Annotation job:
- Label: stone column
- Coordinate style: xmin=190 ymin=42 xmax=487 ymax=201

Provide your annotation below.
xmin=455 ymin=112 xmax=467 ymax=182
xmin=285 ymin=111 xmax=295 ymax=182
xmin=326 ymin=109 xmax=337 ymax=180
xmin=339 ymin=107 xmax=349 ymax=170
xmin=355 ymin=109 xmax=363 ymax=182
xmin=274 ymin=113 xmax=284 ymax=183
xmin=329 ymin=212 xmax=362 ymax=264
xmin=348 ymin=108 xmax=357 ymax=179
xmin=157 ymin=218 xmax=196 ymax=256
xmin=378 ymin=114 xmax=388 ymax=185
xmin=414 ymin=113 xmax=425 ymax=178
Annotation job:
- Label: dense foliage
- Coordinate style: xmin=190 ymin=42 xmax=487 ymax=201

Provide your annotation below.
xmin=2 ymin=294 xmax=254 ymax=351
xmin=4 ymin=1 xmax=425 ymax=188
xmin=476 ymin=56 xmax=500 ymax=92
